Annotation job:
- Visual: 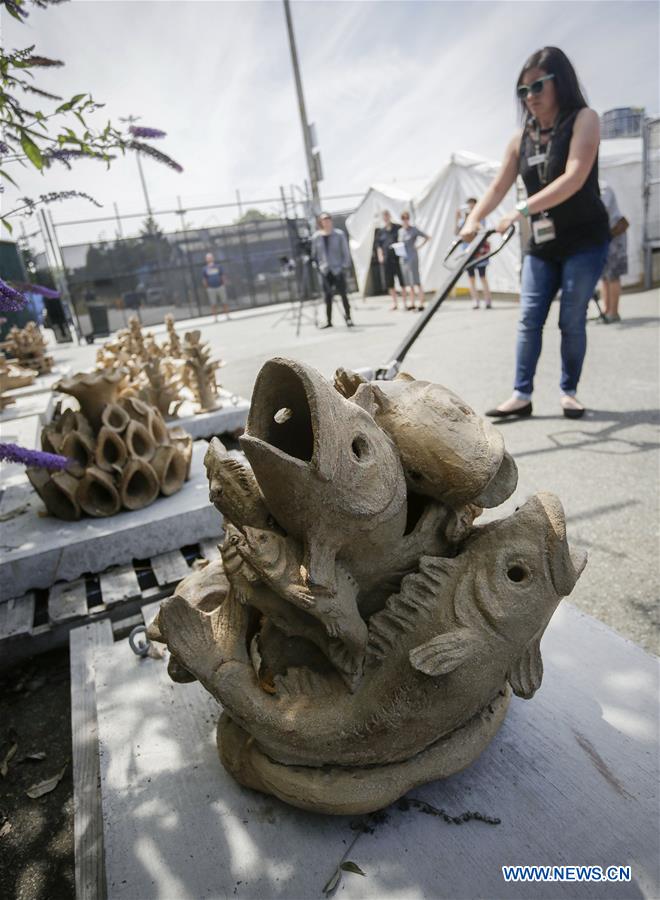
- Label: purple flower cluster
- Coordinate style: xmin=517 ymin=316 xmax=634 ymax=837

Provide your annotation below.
xmin=128 ymin=140 xmax=183 ymax=173
xmin=0 ymin=279 xmax=27 ymax=312
xmin=0 ymin=141 xmax=10 ymax=156
xmin=0 ymin=443 xmax=73 ymax=471
xmin=128 ymin=125 xmax=167 ymax=140
xmin=4 ymin=0 xmax=29 ymax=21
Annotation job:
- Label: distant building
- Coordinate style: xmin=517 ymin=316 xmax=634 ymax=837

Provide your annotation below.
xmin=600 ymin=107 xmax=645 ymax=139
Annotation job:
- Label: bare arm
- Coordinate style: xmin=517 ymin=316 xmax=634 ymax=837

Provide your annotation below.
xmin=460 ymin=130 xmax=522 ymax=238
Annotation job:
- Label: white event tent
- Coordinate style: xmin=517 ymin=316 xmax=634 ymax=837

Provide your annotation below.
xmin=346 ymin=142 xmax=646 ymax=296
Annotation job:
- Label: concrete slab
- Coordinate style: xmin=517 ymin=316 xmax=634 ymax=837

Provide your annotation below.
xmin=0 ymin=389 xmax=54 ymax=423
xmin=0 ymin=415 xmax=42 ymax=486
xmin=93 ymin=602 xmax=659 ymax=900
xmin=0 ymin=441 xmax=221 ymax=601
xmin=2 ymin=365 xmax=70 ymax=399
xmin=168 ymin=389 xmax=249 ymax=440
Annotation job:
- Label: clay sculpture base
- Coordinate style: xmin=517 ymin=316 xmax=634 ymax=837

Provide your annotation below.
xmin=217 ymin=689 xmax=510 ymax=815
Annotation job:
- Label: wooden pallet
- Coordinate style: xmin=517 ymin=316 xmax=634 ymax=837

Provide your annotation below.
xmin=71 ymin=599 xmax=164 ymax=900
xmin=0 ymin=537 xmax=221 ymax=670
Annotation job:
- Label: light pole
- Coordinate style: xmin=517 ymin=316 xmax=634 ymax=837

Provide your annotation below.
xmin=120 ymin=114 xmax=154 ymax=218
xmin=282 ymin=0 xmax=321 ymax=217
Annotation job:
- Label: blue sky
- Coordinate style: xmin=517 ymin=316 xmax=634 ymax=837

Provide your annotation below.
xmin=3 ymin=0 xmax=659 ymax=245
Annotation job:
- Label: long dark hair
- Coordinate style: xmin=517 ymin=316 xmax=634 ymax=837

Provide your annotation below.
xmin=516 ymin=47 xmax=588 ymax=122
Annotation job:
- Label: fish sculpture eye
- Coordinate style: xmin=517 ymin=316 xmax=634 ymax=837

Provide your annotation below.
xmin=351 ymin=435 xmax=370 ymax=461
xmin=506 ymin=563 xmax=530 ymax=583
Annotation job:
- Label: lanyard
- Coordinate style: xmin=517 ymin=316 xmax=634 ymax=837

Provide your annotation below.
xmin=531 ymin=120 xmax=556 ymax=186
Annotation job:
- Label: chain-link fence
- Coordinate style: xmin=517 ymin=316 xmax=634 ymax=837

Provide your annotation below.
xmin=51 ymin=210 xmax=358 ymax=334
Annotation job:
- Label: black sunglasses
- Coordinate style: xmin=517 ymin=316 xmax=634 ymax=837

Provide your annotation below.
xmin=517 ymin=73 xmax=555 ymax=100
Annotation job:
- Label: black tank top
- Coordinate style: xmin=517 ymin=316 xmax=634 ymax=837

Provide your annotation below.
xmin=519 ymin=109 xmax=609 ymax=259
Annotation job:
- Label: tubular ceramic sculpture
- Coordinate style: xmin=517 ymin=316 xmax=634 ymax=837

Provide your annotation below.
xmin=149 ymin=357 xmax=586 ymax=815
xmin=95 ymin=315 xmax=223 ymax=417
xmin=28 ymin=370 xmax=193 ymax=520
xmin=0 ymin=322 xmax=53 ymax=374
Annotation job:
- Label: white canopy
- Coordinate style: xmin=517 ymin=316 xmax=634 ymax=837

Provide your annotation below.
xmin=346 ymin=143 xmax=646 ymax=294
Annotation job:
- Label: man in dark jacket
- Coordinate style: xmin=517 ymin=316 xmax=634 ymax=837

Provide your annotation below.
xmin=311 ymin=213 xmax=353 ymax=329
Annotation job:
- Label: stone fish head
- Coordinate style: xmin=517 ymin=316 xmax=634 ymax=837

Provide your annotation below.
xmin=241 ymin=357 xmax=406 ymax=522
xmin=352 ymin=378 xmax=517 ymax=509
xmin=240 ymin=358 xmax=407 ymax=591
xmin=411 ymin=492 xmax=587 ymax=698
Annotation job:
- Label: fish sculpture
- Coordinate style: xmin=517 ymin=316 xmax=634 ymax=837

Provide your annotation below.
xmin=151 ymin=358 xmax=585 ymax=816
xmin=240 ymin=358 xmax=408 ymax=593
xmin=337 ymin=368 xmax=518 ymax=509
xmin=158 ymin=493 xmax=585 ymax=771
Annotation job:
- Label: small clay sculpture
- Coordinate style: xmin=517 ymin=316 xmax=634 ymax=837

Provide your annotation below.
xmin=150 ymin=357 xmax=586 ymax=815
xmin=183 ymin=330 xmax=222 ymax=412
xmin=0 ymin=323 xmax=53 ymax=374
xmin=27 ymin=371 xmax=193 ymax=520
xmin=0 ymin=353 xmax=37 ymax=410
xmin=95 ymin=314 xmax=224 ymax=418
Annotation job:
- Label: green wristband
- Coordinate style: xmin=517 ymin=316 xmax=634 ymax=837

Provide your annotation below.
xmin=516 ymin=200 xmax=530 ymax=218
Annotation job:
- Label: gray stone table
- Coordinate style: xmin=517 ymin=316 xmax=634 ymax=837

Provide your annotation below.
xmin=0 ymin=440 xmax=220 ymax=600
xmin=91 ymin=602 xmax=659 ymax=900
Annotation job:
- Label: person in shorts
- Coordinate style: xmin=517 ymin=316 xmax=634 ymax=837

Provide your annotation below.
xmin=398 ymin=211 xmax=430 ymax=311
xmin=598 ymin=183 xmax=628 ymax=323
xmin=202 ymin=253 xmax=229 ymax=321
xmin=456 ymin=198 xmax=493 ymax=309
xmin=375 ymin=210 xmax=405 ymax=310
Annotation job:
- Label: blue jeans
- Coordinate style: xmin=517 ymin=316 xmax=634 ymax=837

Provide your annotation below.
xmin=513 ymin=243 xmax=609 ymax=400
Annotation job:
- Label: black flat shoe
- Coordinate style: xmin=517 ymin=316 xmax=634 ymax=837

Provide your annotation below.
xmin=320 ymin=323 xmax=333 ymax=329
xmin=485 ymin=402 xmax=533 ymax=418
xmin=562 ymin=406 xmax=585 ymax=419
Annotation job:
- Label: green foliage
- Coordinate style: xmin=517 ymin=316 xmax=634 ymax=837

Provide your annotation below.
xmin=234 ymin=208 xmax=278 ymax=225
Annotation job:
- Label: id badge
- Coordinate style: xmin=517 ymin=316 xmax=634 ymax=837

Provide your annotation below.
xmin=532 ymin=216 xmax=556 ymax=244
xmin=527 ymin=152 xmax=546 ymax=166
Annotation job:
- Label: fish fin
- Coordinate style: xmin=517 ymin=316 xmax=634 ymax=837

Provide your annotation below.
xmin=351 ymin=383 xmax=378 ymax=417
xmin=409 ymin=628 xmax=482 ymax=677
xmin=508 ymin=636 xmax=543 ymax=698
xmin=303 ymin=540 xmax=337 ymax=593
xmin=333 ymin=367 xmax=366 ymax=398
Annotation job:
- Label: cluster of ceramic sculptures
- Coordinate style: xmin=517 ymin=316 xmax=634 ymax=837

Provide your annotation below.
xmin=28 ymin=370 xmax=193 ymax=520
xmin=95 ymin=315 xmax=223 ymax=416
xmin=0 ymin=354 xmax=37 ymax=410
xmin=0 ymin=323 xmax=53 ymax=375
xmin=149 ymin=357 xmax=586 ymax=815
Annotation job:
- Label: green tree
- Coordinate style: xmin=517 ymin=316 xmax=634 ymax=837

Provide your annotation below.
xmin=234 ymin=208 xmax=278 ymax=225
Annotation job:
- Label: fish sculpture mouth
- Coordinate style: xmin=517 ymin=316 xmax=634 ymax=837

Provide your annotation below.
xmin=241 ymin=358 xmax=335 ymax=481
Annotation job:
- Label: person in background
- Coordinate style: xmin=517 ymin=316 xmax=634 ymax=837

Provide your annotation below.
xmin=398 ymin=212 xmax=430 ymax=311
xmin=311 ymin=212 xmax=353 ymax=329
xmin=202 ymin=252 xmax=229 ymax=322
xmin=460 ymin=46 xmax=609 ymax=420
xmin=376 ymin=210 xmax=404 ymax=310
xmin=456 ymin=198 xmax=493 ymax=309
xmin=599 ymin=182 xmax=628 ymax=323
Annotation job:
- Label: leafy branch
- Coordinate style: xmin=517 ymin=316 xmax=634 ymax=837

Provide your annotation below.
xmin=0 ymin=0 xmax=183 ymax=237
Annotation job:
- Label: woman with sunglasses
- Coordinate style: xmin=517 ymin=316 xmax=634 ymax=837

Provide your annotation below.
xmin=460 ymin=46 xmax=609 ymax=419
